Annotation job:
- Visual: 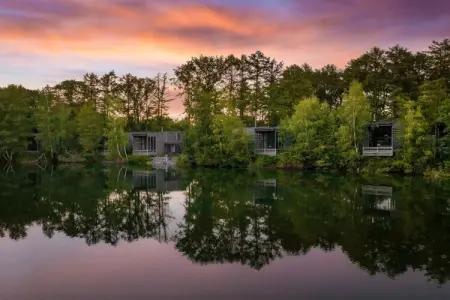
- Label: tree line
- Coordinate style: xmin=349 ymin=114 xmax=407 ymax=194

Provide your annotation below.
xmin=0 ymin=71 xmax=183 ymax=163
xmin=0 ymin=39 xmax=449 ymax=171
xmin=176 ymin=39 xmax=450 ymax=173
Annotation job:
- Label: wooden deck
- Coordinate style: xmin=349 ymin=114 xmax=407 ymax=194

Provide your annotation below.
xmin=255 ymin=148 xmax=278 ymax=156
xmin=362 ymin=147 xmax=394 ymax=157
xmin=132 ymin=149 xmax=157 ymax=156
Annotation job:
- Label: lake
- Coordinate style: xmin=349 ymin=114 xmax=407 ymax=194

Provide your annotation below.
xmin=1 ymin=166 xmax=450 ymax=299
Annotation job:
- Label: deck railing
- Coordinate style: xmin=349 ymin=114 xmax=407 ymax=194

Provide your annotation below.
xmin=255 ymin=148 xmax=278 ymax=156
xmin=362 ymin=147 xmax=394 ymax=157
xmin=132 ymin=149 xmax=157 ymax=156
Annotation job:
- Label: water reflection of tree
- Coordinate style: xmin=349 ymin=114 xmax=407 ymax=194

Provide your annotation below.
xmin=174 ymin=170 xmax=450 ymax=286
xmin=174 ymin=171 xmax=283 ymax=270
xmin=0 ymin=166 xmax=174 ymax=246
xmin=2 ymin=168 xmax=450 ymax=285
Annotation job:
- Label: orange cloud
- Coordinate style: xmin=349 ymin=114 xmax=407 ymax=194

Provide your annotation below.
xmin=0 ymin=0 xmax=347 ymax=65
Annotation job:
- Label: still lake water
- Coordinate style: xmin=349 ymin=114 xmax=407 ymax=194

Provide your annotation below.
xmin=1 ymin=166 xmax=450 ymax=299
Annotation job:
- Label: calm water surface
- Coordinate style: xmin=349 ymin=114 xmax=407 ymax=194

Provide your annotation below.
xmin=1 ymin=166 xmax=450 ymax=299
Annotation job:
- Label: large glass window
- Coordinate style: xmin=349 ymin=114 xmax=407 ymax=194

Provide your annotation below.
xmin=368 ymin=126 xmax=392 ymax=147
xmin=149 ymin=136 xmax=156 ymax=151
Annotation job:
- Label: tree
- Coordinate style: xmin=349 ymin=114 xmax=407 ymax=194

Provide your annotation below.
xmin=82 ymin=73 xmax=101 ymax=109
xmin=209 ymin=115 xmax=252 ymax=167
xmin=0 ymin=85 xmax=32 ymax=163
xmin=153 ymin=73 xmax=172 ymax=129
xmin=99 ymin=71 xmax=119 ymax=118
xmin=418 ymin=78 xmax=449 ymax=159
xmin=76 ymin=102 xmax=104 ymax=157
xmin=221 ymin=55 xmax=241 ymax=116
xmin=315 ymin=64 xmax=345 ymax=108
xmin=426 ymin=39 xmax=450 ymax=87
xmin=263 ymin=56 xmax=284 ymax=125
xmin=337 ymin=81 xmax=371 ymax=166
xmin=385 ymin=45 xmax=418 ymax=102
xmin=280 ymin=96 xmax=335 ymax=168
xmin=345 ymin=48 xmax=391 ymax=118
xmin=104 ymin=96 xmax=128 ymax=160
xmin=34 ymin=87 xmax=69 ymax=162
xmin=173 ymin=56 xmax=226 ymax=124
xmin=273 ymin=65 xmax=314 ymax=123
xmin=236 ymin=54 xmax=251 ymax=123
xmin=401 ymin=101 xmax=432 ymax=173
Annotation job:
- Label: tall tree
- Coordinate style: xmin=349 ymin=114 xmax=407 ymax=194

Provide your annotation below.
xmin=82 ymin=73 xmax=101 ymax=109
xmin=153 ymin=73 xmax=172 ymax=129
xmin=272 ymin=64 xmax=314 ymax=124
xmin=418 ymin=78 xmax=449 ymax=159
xmin=173 ymin=55 xmax=225 ymax=124
xmin=76 ymin=102 xmax=104 ymax=158
xmin=247 ymin=51 xmax=270 ymax=126
xmin=99 ymin=71 xmax=119 ymax=118
xmin=34 ymin=87 xmax=69 ymax=161
xmin=426 ymin=39 xmax=450 ymax=87
xmin=281 ymin=96 xmax=335 ymax=168
xmin=0 ymin=85 xmax=32 ymax=163
xmin=263 ymin=57 xmax=284 ymax=125
xmin=337 ymin=81 xmax=371 ymax=156
xmin=345 ymin=48 xmax=391 ymax=118
xmin=222 ymin=55 xmax=241 ymax=116
xmin=142 ymin=77 xmax=156 ymax=129
xmin=104 ymin=96 xmax=128 ymax=160
xmin=401 ymin=101 xmax=432 ymax=173
xmin=315 ymin=64 xmax=345 ymax=108
xmin=236 ymin=55 xmax=251 ymax=122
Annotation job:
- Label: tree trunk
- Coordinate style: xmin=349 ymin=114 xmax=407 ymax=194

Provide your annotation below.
xmin=116 ymin=141 xmax=123 ymax=159
xmin=353 ymin=109 xmax=357 ymax=153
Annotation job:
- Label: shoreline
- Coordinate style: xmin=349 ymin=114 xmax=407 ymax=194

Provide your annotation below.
xmin=11 ymin=154 xmax=450 ymax=181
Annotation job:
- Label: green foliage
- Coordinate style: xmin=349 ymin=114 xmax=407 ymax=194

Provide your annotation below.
xmin=175 ymin=152 xmax=191 ymax=169
xmin=361 ymin=157 xmax=394 ymax=174
xmin=34 ymin=88 xmax=69 ymax=158
xmin=104 ymin=96 xmax=128 ymax=161
xmin=105 ymin=119 xmax=128 ymax=161
xmin=76 ymin=102 xmax=104 ymax=158
xmin=250 ymin=155 xmax=278 ymax=169
xmin=0 ymin=85 xmax=33 ymax=163
xmin=127 ymin=155 xmax=152 ymax=167
xmin=58 ymin=151 xmax=87 ymax=163
xmin=184 ymin=115 xmax=252 ymax=168
xmin=280 ymin=96 xmax=336 ymax=168
xmin=338 ymin=81 xmax=372 ymax=149
xmin=209 ymin=115 xmax=252 ymax=167
xmin=400 ymin=101 xmax=433 ymax=173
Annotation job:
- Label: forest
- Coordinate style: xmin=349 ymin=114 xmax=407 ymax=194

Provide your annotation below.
xmin=0 ymin=39 xmax=449 ymax=174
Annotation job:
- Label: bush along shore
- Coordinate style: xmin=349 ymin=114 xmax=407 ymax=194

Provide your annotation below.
xmin=1 ymin=39 xmax=449 ymax=178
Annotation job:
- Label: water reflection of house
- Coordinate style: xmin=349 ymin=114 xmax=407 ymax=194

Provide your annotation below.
xmin=132 ymin=170 xmax=182 ymax=193
xmin=253 ymin=179 xmax=278 ymax=205
xmin=361 ymin=185 xmax=395 ymax=217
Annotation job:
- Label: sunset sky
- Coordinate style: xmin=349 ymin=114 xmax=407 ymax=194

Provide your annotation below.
xmin=1 ymin=0 xmax=449 ymax=115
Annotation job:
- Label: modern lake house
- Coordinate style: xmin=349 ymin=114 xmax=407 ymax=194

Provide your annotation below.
xmin=246 ymin=126 xmax=284 ymax=156
xmin=129 ymin=131 xmax=185 ymax=156
xmin=362 ymin=121 xmax=401 ymax=157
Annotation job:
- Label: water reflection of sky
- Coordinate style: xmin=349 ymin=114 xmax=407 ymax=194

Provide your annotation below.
xmin=0 ymin=190 xmax=449 ymax=300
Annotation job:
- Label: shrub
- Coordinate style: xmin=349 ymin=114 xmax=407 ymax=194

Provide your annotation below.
xmin=175 ymin=152 xmax=191 ymax=168
xmin=250 ymin=155 xmax=278 ymax=169
xmin=127 ymin=155 xmax=152 ymax=167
